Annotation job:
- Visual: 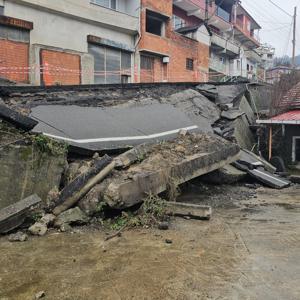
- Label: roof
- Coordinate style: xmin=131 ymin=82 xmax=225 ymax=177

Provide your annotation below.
xmin=257 ymin=110 xmax=300 ymax=124
xmin=279 ymin=81 xmax=300 ymax=108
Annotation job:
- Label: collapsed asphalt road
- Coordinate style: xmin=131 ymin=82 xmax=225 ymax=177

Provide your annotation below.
xmin=0 ymin=185 xmax=299 ymax=300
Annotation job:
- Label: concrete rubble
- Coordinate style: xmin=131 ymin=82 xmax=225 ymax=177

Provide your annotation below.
xmin=0 ymin=82 xmax=290 ymax=236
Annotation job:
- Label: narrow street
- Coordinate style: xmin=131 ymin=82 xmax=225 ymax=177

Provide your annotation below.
xmin=1 ymin=186 xmax=299 ymax=300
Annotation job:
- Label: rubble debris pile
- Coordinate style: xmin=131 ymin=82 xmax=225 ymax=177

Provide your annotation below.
xmin=79 ymin=133 xmax=240 ymax=212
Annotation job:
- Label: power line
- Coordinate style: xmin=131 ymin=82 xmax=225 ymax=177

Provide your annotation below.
xmin=268 ymin=0 xmax=293 ymax=18
xmin=263 ymin=24 xmax=292 ymax=32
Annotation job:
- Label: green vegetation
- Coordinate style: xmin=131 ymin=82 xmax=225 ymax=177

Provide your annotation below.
xmin=106 ymin=194 xmax=168 ymax=231
xmin=32 ymin=135 xmax=68 ymax=156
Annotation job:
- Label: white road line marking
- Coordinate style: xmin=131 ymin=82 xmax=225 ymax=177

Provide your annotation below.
xmin=43 ymin=125 xmax=198 ymax=144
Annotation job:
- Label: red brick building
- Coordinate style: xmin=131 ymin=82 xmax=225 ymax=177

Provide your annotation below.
xmin=137 ymin=0 xmax=210 ymax=83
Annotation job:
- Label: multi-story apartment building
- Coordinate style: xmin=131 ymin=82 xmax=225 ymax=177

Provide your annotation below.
xmin=137 ymin=0 xmax=211 ymax=82
xmin=0 ymin=0 xmax=140 ymax=85
xmin=0 ymin=0 xmax=263 ymax=85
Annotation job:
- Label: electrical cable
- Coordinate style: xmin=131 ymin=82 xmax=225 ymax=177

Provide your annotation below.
xmin=268 ymin=0 xmax=293 ymax=17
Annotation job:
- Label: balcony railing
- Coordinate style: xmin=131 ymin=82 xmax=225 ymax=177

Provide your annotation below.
xmin=216 ymin=6 xmax=230 ymax=22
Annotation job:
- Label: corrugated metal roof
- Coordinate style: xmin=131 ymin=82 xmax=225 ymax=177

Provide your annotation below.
xmin=257 ymin=110 xmax=300 ymax=124
xmin=271 ymin=110 xmax=300 ymax=121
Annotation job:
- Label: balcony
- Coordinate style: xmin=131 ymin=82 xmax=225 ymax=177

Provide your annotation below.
xmin=210 ymin=57 xmax=227 ymax=75
xmin=233 ymin=21 xmax=260 ymax=49
xmin=216 ymin=6 xmax=230 ymax=22
xmin=246 ymin=49 xmax=262 ymax=63
xmin=9 ymin=0 xmax=140 ymax=33
xmin=211 ymin=33 xmax=240 ymax=57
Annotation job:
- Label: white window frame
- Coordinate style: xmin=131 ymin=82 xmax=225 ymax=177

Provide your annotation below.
xmin=292 ymin=136 xmax=300 ymax=162
xmin=91 ymin=0 xmax=118 ymax=11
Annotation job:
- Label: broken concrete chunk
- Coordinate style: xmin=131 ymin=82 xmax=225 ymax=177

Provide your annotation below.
xmin=165 ymin=202 xmax=212 ymax=220
xmin=54 ymin=207 xmax=89 ymax=228
xmin=103 ymin=135 xmax=240 ymax=209
xmin=8 ymin=231 xmax=28 ymax=242
xmin=236 ymin=150 xmax=276 ymax=173
xmin=221 ymin=109 xmax=244 ymax=120
xmin=216 ymin=84 xmax=247 ymax=105
xmin=115 ymin=144 xmax=152 ymax=169
xmin=35 ymin=291 xmax=46 ymax=299
xmin=0 ymin=143 xmax=66 ymax=211
xmin=248 ymin=169 xmax=290 ymax=189
xmin=237 ymin=96 xmax=256 ymax=125
xmin=78 ymin=184 xmax=106 ymax=216
xmin=29 ymin=222 xmax=48 ymax=236
xmin=59 ymin=223 xmax=73 ymax=232
xmin=0 ymin=194 xmax=42 ymax=234
xmin=195 ymin=84 xmax=218 ymax=100
xmin=40 ymin=214 xmax=56 ymax=226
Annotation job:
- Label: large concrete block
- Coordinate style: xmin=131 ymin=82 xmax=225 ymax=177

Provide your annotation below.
xmin=0 ymin=144 xmax=66 ymax=209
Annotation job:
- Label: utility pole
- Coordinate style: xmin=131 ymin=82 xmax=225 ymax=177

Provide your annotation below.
xmin=292 ymin=6 xmax=297 ymax=68
xmin=205 ymin=0 xmax=209 ymax=23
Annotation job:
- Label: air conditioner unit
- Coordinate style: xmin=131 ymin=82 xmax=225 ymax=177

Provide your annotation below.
xmin=163 ymin=56 xmax=170 ymax=64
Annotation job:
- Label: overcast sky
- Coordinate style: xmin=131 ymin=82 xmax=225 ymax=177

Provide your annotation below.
xmin=242 ymin=0 xmax=300 ymax=57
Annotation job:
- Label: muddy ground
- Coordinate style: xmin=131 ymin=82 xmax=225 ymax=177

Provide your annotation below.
xmin=0 ymin=184 xmax=299 ymax=300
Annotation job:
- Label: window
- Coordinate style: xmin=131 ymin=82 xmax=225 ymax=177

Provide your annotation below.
xmin=88 ymin=44 xmax=131 ymax=84
xmin=91 ymin=0 xmax=117 ymax=10
xmin=172 ymin=15 xmax=186 ymax=30
xmin=141 ymin=55 xmax=154 ymax=70
xmin=186 ymin=58 xmax=194 ymax=71
xmin=219 ymin=57 xmax=225 ymax=64
xmin=146 ymin=10 xmax=165 ymax=36
xmin=0 ymin=6 xmax=4 ymax=15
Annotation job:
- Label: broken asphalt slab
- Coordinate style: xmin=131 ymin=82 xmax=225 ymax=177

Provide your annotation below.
xmin=0 ymin=103 xmax=38 ymax=130
xmin=30 ymin=103 xmax=200 ymax=152
xmin=248 ymin=169 xmax=290 ymax=189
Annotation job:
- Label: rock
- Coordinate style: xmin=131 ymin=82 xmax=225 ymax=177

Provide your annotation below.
xmin=178 ymin=129 xmax=188 ymax=136
xmin=29 ymin=222 xmax=48 ymax=236
xmin=93 ymin=152 xmax=100 ymax=159
xmin=60 ymin=223 xmax=73 ymax=232
xmin=158 ymin=222 xmax=169 ymax=230
xmin=54 ymin=207 xmax=89 ymax=228
xmin=63 ymin=162 xmax=80 ymax=186
xmin=35 ymin=291 xmax=45 ymax=299
xmin=40 ymin=214 xmax=56 ymax=226
xmin=46 ymin=186 xmax=60 ymax=209
xmin=78 ymin=184 xmax=106 ymax=216
xmin=8 ymin=231 xmax=28 ymax=242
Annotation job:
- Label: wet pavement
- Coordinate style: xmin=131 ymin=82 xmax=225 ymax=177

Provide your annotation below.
xmin=0 ymin=186 xmax=299 ymax=299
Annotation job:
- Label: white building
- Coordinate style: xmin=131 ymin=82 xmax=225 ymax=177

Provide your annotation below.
xmin=0 ymin=0 xmax=139 ymax=85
